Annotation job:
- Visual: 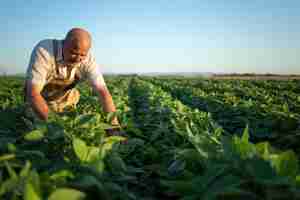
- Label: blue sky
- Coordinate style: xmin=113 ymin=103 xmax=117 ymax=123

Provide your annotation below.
xmin=1 ymin=0 xmax=300 ymax=74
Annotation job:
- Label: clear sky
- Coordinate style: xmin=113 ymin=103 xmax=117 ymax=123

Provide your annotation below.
xmin=1 ymin=0 xmax=300 ymax=74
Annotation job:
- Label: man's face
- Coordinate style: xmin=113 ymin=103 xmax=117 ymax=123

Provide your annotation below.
xmin=63 ymin=38 xmax=90 ymax=65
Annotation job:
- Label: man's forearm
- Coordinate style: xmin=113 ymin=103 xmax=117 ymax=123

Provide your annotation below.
xmin=30 ymin=94 xmax=49 ymax=120
xmin=97 ymin=89 xmax=116 ymax=113
xmin=26 ymin=82 xmax=49 ymax=121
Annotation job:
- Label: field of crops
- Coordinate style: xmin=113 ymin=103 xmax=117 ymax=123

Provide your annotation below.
xmin=0 ymin=75 xmax=300 ymax=200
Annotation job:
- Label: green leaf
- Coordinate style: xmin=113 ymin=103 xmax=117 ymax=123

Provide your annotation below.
xmin=47 ymin=123 xmax=65 ymax=140
xmin=241 ymin=125 xmax=249 ymax=143
xmin=24 ymin=130 xmax=44 ymax=141
xmin=73 ymin=138 xmax=88 ymax=162
xmin=106 ymin=112 xmax=118 ymax=123
xmin=255 ymin=142 xmax=271 ymax=160
xmin=75 ymin=114 xmax=97 ymax=128
xmin=160 ymin=180 xmax=195 ymax=195
xmin=0 ymin=154 xmax=15 ymax=162
xmin=201 ymin=174 xmax=243 ymax=200
xmin=86 ymin=147 xmax=100 ymax=162
xmin=97 ymin=122 xmax=114 ymax=130
xmin=168 ymin=159 xmax=186 ymax=176
xmin=214 ymin=189 xmax=258 ymax=200
xmin=24 ymin=182 xmax=41 ymax=200
xmin=28 ymin=171 xmax=41 ymax=196
xmin=295 ymin=175 xmax=300 ymax=187
xmin=232 ymin=131 xmax=256 ymax=159
xmin=5 ymin=162 xmax=17 ymax=179
xmin=0 ymin=178 xmax=19 ymax=197
xmin=21 ymin=150 xmax=45 ymax=159
xmin=91 ymin=159 xmax=105 ymax=174
xmin=73 ymin=175 xmax=104 ymax=191
xmin=102 ymin=136 xmax=126 ymax=157
xmin=244 ymin=158 xmax=276 ymax=181
xmin=20 ymin=161 xmax=31 ymax=178
xmin=7 ymin=143 xmax=17 ymax=152
xmin=106 ymin=152 xmax=127 ymax=174
xmin=283 ymin=103 xmax=289 ymax=113
xmin=221 ymin=136 xmax=237 ymax=160
xmin=177 ymin=148 xmax=202 ymax=164
xmin=271 ymin=150 xmax=298 ymax=178
xmin=50 ymin=170 xmax=74 ymax=180
xmin=48 ymin=188 xmax=86 ymax=200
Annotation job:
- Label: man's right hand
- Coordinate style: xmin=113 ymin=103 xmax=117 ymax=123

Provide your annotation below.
xmin=26 ymin=81 xmax=49 ymax=121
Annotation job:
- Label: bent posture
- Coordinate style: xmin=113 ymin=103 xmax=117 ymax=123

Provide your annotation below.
xmin=25 ymin=28 xmax=119 ymax=125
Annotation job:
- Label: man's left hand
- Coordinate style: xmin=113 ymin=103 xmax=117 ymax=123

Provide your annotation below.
xmin=111 ymin=116 xmax=120 ymax=126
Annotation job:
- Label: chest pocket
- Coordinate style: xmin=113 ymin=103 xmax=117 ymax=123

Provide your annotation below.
xmin=41 ymin=40 xmax=81 ymax=101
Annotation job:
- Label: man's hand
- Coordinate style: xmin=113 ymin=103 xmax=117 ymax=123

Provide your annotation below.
xmin=94 ymin=83 xmax=119 ymax=125
xmin=110 ymin=115 xmax=120 ymax=126
xmin=26 ymin=81 xmax=49 ymax=121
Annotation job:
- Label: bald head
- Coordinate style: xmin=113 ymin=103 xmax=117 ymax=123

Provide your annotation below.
xmin=63 ymin=28 xmax=92 ymax=65
xmin=65 ymin=28 xmax=91 ymax=47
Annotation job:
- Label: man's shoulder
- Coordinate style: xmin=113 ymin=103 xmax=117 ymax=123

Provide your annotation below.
xmin=31 ymin=39 xmax=60 ymax=63
xmin=34 ymin=39 xmax=55 ymax=51
xmin=27 ymin=39 xmax=57 ymax=72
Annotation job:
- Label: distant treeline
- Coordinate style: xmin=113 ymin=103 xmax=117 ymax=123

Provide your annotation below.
xmin=214 ymin=73 xmax=300 ymax=77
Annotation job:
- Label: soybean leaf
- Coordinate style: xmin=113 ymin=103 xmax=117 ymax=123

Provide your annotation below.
xmin=75 ymin=114 xmax=97 ymax=128
xmin=24 ymin=130 xmax=44 ymax=141
xmin=48 ymin=188 xmax=86 ymax=200
xmin=271 ymin=150 xmax=298 ymax=178
xmin=86 ymin=147 xmax=100 ymax=162
xmin=73 ymin=138 xmax=88 ymax=162
xmin=5 ymin=162 xmax=17 ymax=179
xmin=20 ymin=161 xmax=31 ymax=178
xmin=102 ymin=136 xmax=126 ymax=151
xmin=24 ymin=182 xmax=41 ymax=200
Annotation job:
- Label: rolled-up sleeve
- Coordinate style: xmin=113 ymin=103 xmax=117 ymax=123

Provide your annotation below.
xmin=83 ymin=53 xmax=106 ymax=88
xmin=26 ymin=40 xmax=53 ymax=92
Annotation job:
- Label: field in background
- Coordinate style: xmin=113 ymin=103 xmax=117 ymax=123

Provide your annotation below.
xmin=212 ymin=74 xmax=300 ymax=80
xmin=0 ymin=75 xmax=300 ymax=200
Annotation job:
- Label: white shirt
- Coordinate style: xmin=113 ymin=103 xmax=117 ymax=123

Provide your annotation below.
xmin=26 ymin=39 xmax=106 ymax=92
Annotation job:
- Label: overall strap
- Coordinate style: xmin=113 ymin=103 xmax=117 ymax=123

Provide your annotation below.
xmin=52 ymin=39 xmax=60 ymax=74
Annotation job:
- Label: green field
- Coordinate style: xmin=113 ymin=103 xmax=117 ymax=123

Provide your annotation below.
xmin=0 ymin=75 xmax=300 ymax=200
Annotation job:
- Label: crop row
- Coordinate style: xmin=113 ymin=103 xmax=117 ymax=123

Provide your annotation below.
xmin=148 ymin=77 xmax=300 ymax=114
xmin=147 ymin=77 xmax=299 ymax=144
xmin=0 ymin=76 xmax=300 ymax=199
xmin=128 ymin=77 xmax=300 ymax=199
xmin=0 ymin=76 xmax=137 ymax=199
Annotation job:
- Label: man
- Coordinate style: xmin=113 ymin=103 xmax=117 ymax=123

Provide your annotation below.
xmin=25 ymin=28 xmax=119 ymax=125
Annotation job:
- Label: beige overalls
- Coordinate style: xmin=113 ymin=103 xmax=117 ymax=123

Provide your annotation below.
xmin=25 ymin=40 xmax=81 ymax=115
